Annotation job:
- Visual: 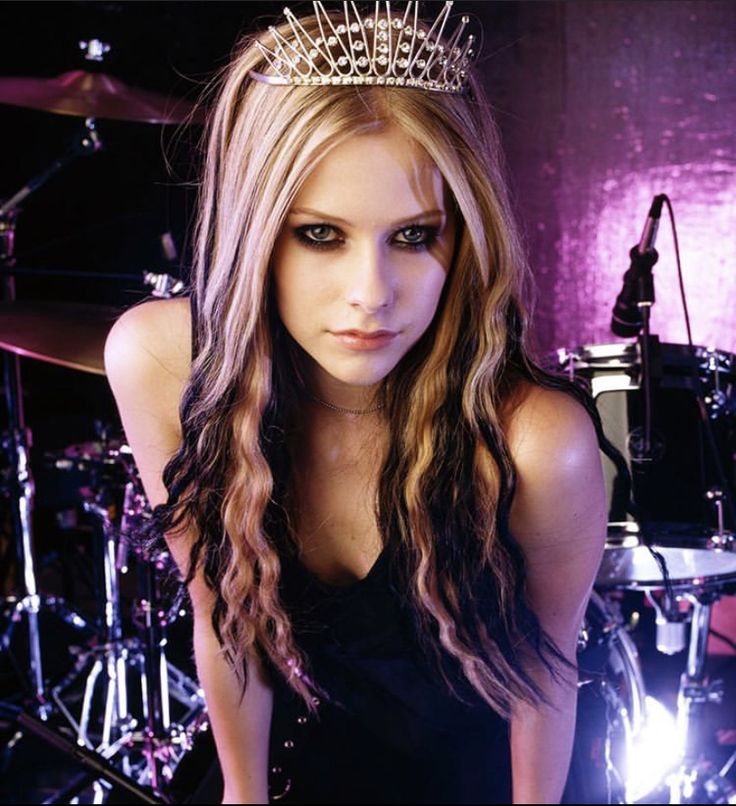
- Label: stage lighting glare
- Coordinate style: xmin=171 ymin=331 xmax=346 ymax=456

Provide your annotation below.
xmin=625 ymin=695 xmax=679 ymax=803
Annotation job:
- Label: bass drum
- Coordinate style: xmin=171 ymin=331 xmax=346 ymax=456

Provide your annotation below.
xmin=564 ymin=591 xmax=647 ymax=804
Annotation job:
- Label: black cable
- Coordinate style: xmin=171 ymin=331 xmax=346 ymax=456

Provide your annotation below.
xmin=660 ymin=193 xmax=736 ymax=530
xmin=661 ymin=195 xmax=693 ymax=346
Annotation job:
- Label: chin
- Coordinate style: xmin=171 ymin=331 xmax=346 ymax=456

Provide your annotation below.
xmin=317 ymin=357 xmax=398 ymax=388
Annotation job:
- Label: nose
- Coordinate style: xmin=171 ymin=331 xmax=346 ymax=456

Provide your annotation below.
xmin=345 ymin=242 xmax=394 ymax=313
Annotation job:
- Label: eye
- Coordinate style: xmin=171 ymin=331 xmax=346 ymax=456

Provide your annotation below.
xmin=294 ymin=224 xmax=341 ymax=249
xmin=393 ymin=225 xmax=439 ymax=250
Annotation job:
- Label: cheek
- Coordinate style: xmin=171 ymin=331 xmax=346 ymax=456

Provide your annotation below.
xmin=273 ymin=241 xmax=307 ymax=326
xmin=410 ymin=267 xmax=447 ymax=324
xmin=273 ymin=250 xmax=332 ymax=338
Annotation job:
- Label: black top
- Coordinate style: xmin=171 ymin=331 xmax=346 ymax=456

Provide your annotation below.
xmin=269 ymin=548 xmax=512 ymax=804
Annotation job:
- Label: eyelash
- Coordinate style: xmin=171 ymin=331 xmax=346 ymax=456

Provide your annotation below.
xmin=293 ymin=224 xmax=439 ymax=252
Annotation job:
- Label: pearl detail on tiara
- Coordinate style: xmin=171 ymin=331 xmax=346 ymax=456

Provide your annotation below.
xmin=250 ymin=1 xmax=475 ymax=95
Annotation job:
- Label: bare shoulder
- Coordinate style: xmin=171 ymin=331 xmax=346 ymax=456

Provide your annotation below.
xmin=104 ymin=297 xmax=193 ymax=507
xmin=503 ymin=382 xmax=607 ymax=660
xmin=105 ymin=297 xmax=191 ymax=384
xmin=503 ymin=381 xmax=599 ymax=472
xmin=105 ymin=298 xmax=191 ymax=418
xmin=503 ymin=380 xmax=606 ymax=554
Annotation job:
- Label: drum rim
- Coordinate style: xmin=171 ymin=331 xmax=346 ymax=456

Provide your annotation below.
xmin=555 ymin=341 xmax=736 ymax=372
xmin=597 ymin=539 xmax=736 ymax=591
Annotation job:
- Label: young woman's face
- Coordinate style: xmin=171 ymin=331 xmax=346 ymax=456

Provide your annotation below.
xmin=272 ymin=125 xmax=456 ymax=404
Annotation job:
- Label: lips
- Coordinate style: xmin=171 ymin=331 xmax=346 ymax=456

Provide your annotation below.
xmin=332 ymin=329 xmax=396 ymax=339
xmin=330 ymin=329 xmax=398 ymax=351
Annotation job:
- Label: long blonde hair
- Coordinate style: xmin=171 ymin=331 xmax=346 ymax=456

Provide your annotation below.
xmin=157 ymin=6 xmax=577 ymax=717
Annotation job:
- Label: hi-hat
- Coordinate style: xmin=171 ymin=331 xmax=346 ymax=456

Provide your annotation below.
xmin=0 ymin=300 xmax=119 ymax=375
xmin=0 ymin=70 xmax=204 ymax=124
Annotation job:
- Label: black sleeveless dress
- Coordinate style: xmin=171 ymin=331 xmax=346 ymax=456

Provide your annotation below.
xmin=267 ymin=548 xmax=512 ymax=804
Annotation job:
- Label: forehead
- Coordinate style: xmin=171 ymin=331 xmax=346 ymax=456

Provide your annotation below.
xmin=293 ymin=126 xmax=446 ymax=220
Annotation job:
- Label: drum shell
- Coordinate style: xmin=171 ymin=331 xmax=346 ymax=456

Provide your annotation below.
xmin=556 ymin=342 xmax=736 ymax=539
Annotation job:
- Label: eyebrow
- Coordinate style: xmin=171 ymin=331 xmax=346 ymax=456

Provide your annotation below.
xmin=289 ymin=207 xmax=446 ymax=227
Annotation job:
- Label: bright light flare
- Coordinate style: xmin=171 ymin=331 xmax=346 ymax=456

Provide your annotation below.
xmin=625 ymin=695 xmax=679 ymax=803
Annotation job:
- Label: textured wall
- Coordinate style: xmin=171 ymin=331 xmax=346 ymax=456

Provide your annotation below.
xmin=475 ymin=0 xmax=736 ymax=357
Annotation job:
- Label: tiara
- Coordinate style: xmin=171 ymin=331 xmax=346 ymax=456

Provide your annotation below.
xmin=250 ymin=1 xmax=475 ymax=95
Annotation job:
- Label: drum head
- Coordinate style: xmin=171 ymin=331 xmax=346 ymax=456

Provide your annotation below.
xmin=597 ymin=532 xmax=736 ymax=590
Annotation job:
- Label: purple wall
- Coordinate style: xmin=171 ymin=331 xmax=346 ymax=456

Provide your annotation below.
xmin=475 ymin=0 xmax=736 ymax=357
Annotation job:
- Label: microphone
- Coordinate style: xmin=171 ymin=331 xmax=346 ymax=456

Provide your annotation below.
xmin=611 ymin=194 xmax=665 ymax=337
xmin=636 ymin=194 xmax=665 ymax=255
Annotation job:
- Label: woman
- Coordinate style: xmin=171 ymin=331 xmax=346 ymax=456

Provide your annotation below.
xmin=105 ymin=3 xmax=608 ymax=803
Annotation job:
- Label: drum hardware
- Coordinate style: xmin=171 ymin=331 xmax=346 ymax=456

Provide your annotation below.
xmin=0 ymin=702 xmax=169 ymax=804
xmin=557 ymin=343 xmax=736 ymax=572
xmin=143 ymin=272 xmax=185 ymax=299
xmin=0 ymin=126 xmax=105 ymax=714
xmin=44 ymin=436 xmax=205 ymax=796
xmin=646 ymin=591 xmax=689 ymax=656
xmin=565 ymin=592 xmax=651 ymax=804
xmin=0 ymin=128 xmax=188 ymax=801
xmin=666 ymin=590 xmax=736 ymax=804
xmin=706 ymin=488 xmax=727 ymax=540
xmin=0 ymin=41 xmax=198 ymax=798
xmin=559 ymin=334 xmax=736 ymax=801
xmin=143 ymin=231 xmax=186 ymax=299
xmin=0 ymin=40 xmax=205 ymax=125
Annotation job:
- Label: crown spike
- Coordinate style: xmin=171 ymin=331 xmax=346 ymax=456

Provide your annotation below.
xmin=411 ymin=1 xmax=453 ymax=82
xmin=346 ymin=1 xmax=372 ymax=76
xmin=347 ymin=1 xmax=372 ymax=76
xmin=282 ymin=9 xmax=324 ymax=77
xmin=390 ymin=2 xmax=416 ymax=79
xmin=315 ymin=0 xmax=354 ymax=76
xmin=250 ymin=1 xmax=475 ymax=94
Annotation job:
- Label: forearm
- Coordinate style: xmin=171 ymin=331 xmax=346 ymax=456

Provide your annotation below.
xmin=510 ymin=667 xmax=578 ymax=804
xmin=193 ymin=614 xmax=274 ymax=805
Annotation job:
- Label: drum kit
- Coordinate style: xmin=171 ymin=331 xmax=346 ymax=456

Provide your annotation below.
xmin=563 ymin=340 xmax=736 ymax=804
xmin=558 ymin=201 xmax=736 ymax=804
xmin=0 ymin=32 xmax=733 ymax=806
xmin=0 ymin=39 xmax=207 ymax=804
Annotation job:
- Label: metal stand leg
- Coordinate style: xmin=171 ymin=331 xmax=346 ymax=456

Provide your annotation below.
xmin=669 ymin=593 xmax=736 ymax=804
xmin=46 ymin=479 xmax=206 ymax=794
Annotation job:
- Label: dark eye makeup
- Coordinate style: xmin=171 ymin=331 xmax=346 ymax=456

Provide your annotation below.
xmin=292 ymin=223 xmax=440 ymax=252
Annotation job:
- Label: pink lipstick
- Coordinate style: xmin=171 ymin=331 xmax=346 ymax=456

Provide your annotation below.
xmin=331 ymin=329 xmax=397 ymax=351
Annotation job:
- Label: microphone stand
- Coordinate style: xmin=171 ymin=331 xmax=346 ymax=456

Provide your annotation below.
xmin=627 ymin=244 xmax=659 ymax=462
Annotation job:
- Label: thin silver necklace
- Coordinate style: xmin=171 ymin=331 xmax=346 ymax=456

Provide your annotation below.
xmin=308 ymin=392 xmax=384 ymax=416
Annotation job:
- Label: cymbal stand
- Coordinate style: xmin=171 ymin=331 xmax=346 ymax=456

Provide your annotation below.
xmin=49 ymin=462 xmax=205 ymax=791
xmin=668 ymin=590 xmax=736 ymax=804
xmin=51 ymin=485 xmax=133 ymax=751
xmin=119 ymin=474 xmax=206 ymax=790
xmin=0 ymin=119 xmax=101 ymax=715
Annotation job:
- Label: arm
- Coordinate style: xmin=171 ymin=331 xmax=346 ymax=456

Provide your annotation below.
xmin=505 ymin=385 xmax=607 ymax=804
xmin=104 ymin=300 xmax=273 ymax=804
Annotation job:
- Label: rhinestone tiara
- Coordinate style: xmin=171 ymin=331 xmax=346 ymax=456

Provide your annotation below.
xmin=250 ymin=1 xmax=475 ymax=95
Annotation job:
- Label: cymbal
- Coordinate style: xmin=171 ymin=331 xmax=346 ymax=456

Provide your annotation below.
xmin=0 ymin=70 xmax=204 ymax=124
xmin=0 ymin=300 xmax=119 ymax=375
